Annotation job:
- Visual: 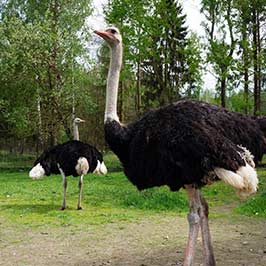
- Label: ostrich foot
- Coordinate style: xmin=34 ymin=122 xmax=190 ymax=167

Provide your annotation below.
xmin=77 ymin=206 xmax=82 ymax=210
xmin=60 ymin=206 xmax=66 ymax=211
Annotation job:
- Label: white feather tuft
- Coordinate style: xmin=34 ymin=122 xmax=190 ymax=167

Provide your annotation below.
xmin=93 ymin=160 xmax=108 ymax=175
xmin=75 ymin=157 xmax=89 ymax=175
xmin=237 ymin=145 xmax=255 ymax=168
xmin=214 ymin=168 xmax=245 ymax=189
xmin=100 ymin=162 xmax=107 ymax=175
xmin=236 ymin=164 xmax=258 ymax=197
xmin=214 ymin=164 xmax=258 ymax=197
xmin=29 ymin=163 xmax=45 ymax=179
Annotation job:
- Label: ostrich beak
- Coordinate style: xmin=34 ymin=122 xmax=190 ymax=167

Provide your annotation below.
xmin=94 ymin=30 xmax=113 ymax=41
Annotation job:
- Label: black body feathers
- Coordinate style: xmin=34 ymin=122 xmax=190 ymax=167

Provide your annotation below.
xmin=105 ymin=100 xmax=266 ymax=191
xmin=253 ymin=116 xmax=266 ymax=139
xmin=34 ymin=140 xmax=104 ymax=176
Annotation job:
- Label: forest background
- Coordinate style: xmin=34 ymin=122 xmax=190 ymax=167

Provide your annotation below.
xmin=0 ymin=0 xmax=265 ymax=155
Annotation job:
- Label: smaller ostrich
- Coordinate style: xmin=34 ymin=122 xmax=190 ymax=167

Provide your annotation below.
xmin=29 ymin=140 xmax=107 ymax=210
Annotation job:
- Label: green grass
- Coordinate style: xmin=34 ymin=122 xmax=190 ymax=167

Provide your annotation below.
xmin=0 ymin=165 xmax=265 ymax=229
xmin=235 ymin=167 xmax=266 ymax=217
xmin=0 ymin=171 xmax=188 ymax=228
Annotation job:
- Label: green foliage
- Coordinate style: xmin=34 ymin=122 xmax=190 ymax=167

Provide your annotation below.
xmin=0 ymin=150 xmax=35 ymax=165
xmin=0 ymin=0 xmax=94 ymax=145
xmin=104 ymin=0 xmax=203 ymax=112
xmin=201 ymin=0 xmax=266 ymax=110
xmin=236 ymin=168 xmax=266 ymax=217
xmin=1 ymin=0 xmax=265 ymax=150
xmin=182 ymin=33 xmax=204 ymax=98
xmin=227 ymin=90 xmax=253 ymax=113
xmin=103 ymin=152 xmax=123 ymax=172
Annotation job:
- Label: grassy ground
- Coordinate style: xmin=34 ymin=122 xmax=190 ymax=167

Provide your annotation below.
xmin=0 ymin=154 xmax=266 ymax=231
xmin=1 ymin=156 xmax=266 ymax=266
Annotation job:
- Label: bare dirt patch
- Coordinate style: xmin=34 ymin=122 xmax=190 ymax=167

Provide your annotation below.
xmin=0 ymin=208 xmax=266 ymax=266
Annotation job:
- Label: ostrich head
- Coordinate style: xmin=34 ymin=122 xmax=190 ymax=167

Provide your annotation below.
xmin=94 ymin=26 xmax=122 ymax=47
xmin=73 ymin=117 xmax=85 ymax=124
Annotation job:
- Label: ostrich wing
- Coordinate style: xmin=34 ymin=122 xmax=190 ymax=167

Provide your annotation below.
xmin=121 ymin=105 xmax=247 ymax=192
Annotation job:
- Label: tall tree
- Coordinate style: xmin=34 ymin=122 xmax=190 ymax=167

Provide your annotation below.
xmin=142 ymin=0 xmax=189 ymax=106
xmin=0 ymin=0 xmax=92 ymax=147
xmin=104 ymin=0 xmax=202 ymax=113
xmin=236 ymin=0 xmax=251 ymax=114
xmin=250 ymin=0 xmax=265 ymax=114
xmin=201 ymin=0 xmax=237 ymax=108
xmin=202 ymin=0 xmax=266 ymax=113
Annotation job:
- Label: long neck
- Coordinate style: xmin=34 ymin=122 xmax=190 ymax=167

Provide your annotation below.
xmin=73 ymin=122 xmax=79 ymax=140
xmin=105 ymin=44 xmax=122 ymax=123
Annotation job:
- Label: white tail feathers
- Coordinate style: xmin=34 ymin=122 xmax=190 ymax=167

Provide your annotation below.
xmin=236 ymin=164 xmax=258 ymax=197
xmin=99 ymin=162 xmax=108 ymax=175
xmin=214 ymin=168 xmax=245 ymax=189
xmin=93 ymin=160 xmax=108 ymax=175
xmin=75 ymin=157 xmax=89 ymax=175
xmin=29 ymin=163 xmax=45 ymax=179
xmin=214 ymin=163 xmax=258 ymax=197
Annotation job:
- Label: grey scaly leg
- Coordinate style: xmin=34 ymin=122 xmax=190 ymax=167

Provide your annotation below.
xmin=77 ymin=174 xmax=84 ymax=210
xmin=182 ymin=185 xmax=216 ymax=266
xmin=183 ymin=185 xmax=201 ymax=266
xmin=199 ymin=193 xmax=216 ymax=266
xmin=58 ymin=166 xmax=67 ymax=210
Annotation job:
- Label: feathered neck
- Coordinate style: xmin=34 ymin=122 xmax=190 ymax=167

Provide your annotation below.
xmin=73 ymin=122 xmax=79 ymax=140
xmin=105 ymin=43 xmax=123 ymax=123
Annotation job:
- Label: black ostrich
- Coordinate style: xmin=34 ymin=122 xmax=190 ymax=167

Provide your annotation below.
xmin=252 ymin=115 xmax=266 ymax=143
xmin=95 ymin=27 xmax=260 ymax=265
xmin=29 ymin=140 xmax=107 ymax=210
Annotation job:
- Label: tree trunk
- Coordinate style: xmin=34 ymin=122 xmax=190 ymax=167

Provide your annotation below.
xmin=221 ymin=77 xmax=226 ymax=108
xmin=37 ymin=92 xmax=44 ymax=145
xmin=252 ymin=8 xmax=259 ymax=115
xmin=136 ymin=60 xmax=141 ymax=117
xmin=242 ymin=22 xmax=249 ymax=114
xmin=244 ymin=65 xmax=249 ymax=114
xmin=257 ymin=11 xmax=261 ymax=113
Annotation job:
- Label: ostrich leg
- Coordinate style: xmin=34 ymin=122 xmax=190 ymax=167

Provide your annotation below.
xmin=199 ymin=192 xmax=216 ymax=266
xmin=58 ymin=167 xmax=67 ymax=210
xmin=77 ymin=174 xmax=84 ymax=210
xmin=183 ymin=185 xmax=201 ymax=266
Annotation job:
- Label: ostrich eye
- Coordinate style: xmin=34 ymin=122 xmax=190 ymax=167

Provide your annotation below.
xmin=110 ymin=29 xmax=117 ymax=34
